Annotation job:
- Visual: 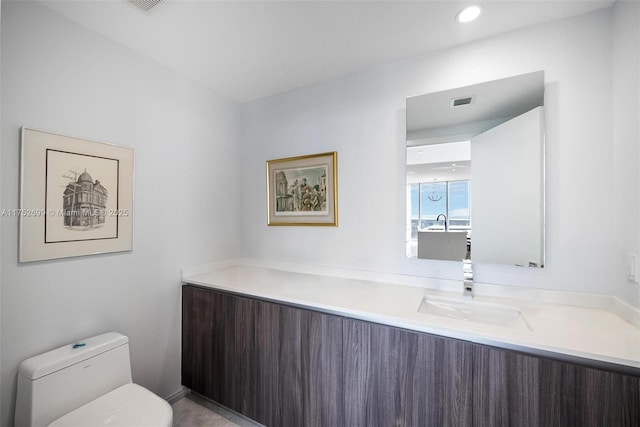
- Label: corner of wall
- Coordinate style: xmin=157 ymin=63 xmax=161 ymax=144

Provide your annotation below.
xmin=612 ymin=0 xmax=640 ymax=309
xmin=0 ymin=1 xmax=4 ymax=422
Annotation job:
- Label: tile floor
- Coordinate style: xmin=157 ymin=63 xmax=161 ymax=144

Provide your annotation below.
xmin=172 ymin=394 xmax=261 ymax=427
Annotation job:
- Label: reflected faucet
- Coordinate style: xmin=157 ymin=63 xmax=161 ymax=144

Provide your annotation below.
xmin=436 ymin=214 xmax=448 ymax=231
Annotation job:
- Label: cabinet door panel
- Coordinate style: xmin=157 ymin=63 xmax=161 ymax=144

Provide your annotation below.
xmin=343 ymin=318 xmax=472 ymax=427
xmin=253 ymin=300 xmax=280 ymax=425
xmin=225 ymin=295 xmax=258 ymax=417
xmin=576 ymin=365 xmax=640 ymax=426
xmin=473 ymin=345 xmax=577 ymax=426
xmin=538 ymin=357 xmax=576 ymax=426
xmin=304 ymin=312 xmax=344 ymax=427
xmin=474 ymin=345 xmax=547 ymax=426
xmin=182 ymin=286 xmax=224 ymax=400
xmin=181 ymin=285 xmax=201 ymax=392
xmin=182 ymin=286 xmax=343 ymax=427
xmin=277 ymin=306 xmax=305 ymax=426
xmin=276 ymin=306 xmax=344 ymax=427
xmin=473 ymin=344 xmax=640 ymax=427
xmin=182 ymin=287 xmax=256 ymax=415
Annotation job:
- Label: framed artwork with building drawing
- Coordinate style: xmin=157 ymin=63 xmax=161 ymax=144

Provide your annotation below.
xmin=266 ymin=151 xmax=338 ymax=226
xmin=19 ymin=128 xmax=134 ymax=262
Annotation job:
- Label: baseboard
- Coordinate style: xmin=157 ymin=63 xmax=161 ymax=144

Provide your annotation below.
xmin=189 ymin=392 xmax=264 ymax=427
xmin=165 ymin=386 xmax=190 ymax=404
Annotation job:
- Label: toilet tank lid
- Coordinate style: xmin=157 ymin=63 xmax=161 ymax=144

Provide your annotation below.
xmin=18 ymin=332 xmax=129 ymax=380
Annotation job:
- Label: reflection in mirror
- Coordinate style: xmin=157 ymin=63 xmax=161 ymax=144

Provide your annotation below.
xmin=406 ymin=71 xmax=545 ymax=267
xmin=406 ymin=142 xmax=471 ymax=260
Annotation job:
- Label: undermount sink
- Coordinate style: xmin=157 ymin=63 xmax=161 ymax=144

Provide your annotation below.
xmin=417 ymin=295 xmax=532 ymax=331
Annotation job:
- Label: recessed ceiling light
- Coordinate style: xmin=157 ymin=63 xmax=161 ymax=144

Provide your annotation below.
xmin=456 ymin=5 xmax=482 ymax=23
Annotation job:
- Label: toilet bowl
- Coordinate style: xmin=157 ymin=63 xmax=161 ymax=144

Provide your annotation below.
xmin=15 ymin=332 xmax=173 ymax=427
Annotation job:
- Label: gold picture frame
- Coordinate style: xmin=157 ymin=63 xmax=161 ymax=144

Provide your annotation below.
xmin=266 ymin=151 xmax=338 ymax=226
xmin=19 ymin=128 xmax=134 ymax=262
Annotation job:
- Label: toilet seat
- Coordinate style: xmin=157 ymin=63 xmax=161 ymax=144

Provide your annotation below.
xmin=48 ymin=383 xmax=172 ymax=427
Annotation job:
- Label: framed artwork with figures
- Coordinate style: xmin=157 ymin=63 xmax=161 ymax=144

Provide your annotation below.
xmin=266 ymin=151 xmax=338 ymax=226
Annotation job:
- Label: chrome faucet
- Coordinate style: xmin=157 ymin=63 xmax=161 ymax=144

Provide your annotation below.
xmin=436 ymin=213 xmax=448 ymax=231
xmin=463 ymin=259 xmax=473 ymax=300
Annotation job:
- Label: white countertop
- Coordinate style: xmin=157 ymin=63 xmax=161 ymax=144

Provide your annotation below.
xmin=182 ymin=264 xmax=640 ymax=374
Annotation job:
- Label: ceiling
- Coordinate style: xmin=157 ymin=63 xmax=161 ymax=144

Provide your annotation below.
xmin=406 ymin=70 xmax=544 ymax=144
xmin=405 ymin=70 xmax=544 ymax=183
xmin=407 ymin=142 xmax=471 ymax=184
xmin=38 ymin=0 xmax=615 ymax=103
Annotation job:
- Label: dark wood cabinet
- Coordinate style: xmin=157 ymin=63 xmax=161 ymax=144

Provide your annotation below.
xmin=473 ymin=344 xmax=640 ymax=427
xmin=575 ymin=363 xmax=640 ymax=426
xmin=183 ymin=284 xmax=640 ymax=427
xmin=473 ymin=344 xmax=569 ymax=426
xmin=182 ymin=285 xmax=342 ymax=427
xmin=182 ymin=286 xmax=256 ymax=413
xmin=260 ymin=300 xmax=343 ymax=427
xmin=343 ymin=318 xmax=473 ymax=427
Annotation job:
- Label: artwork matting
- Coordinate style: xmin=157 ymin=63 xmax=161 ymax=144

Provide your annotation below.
xmin=19 ymin=128 xmax=134 ymax=262
xmin=266 ymin=151 xmax=338 ymax=226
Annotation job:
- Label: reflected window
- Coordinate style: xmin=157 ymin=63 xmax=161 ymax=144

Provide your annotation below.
xmin=408 ymin=180 xmax=470 ymax=240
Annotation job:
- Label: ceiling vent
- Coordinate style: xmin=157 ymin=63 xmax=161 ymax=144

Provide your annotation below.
xmin=125 ymin=0 xmax=164 ymax=13
xmin=450 ymin=96 xmax=475 ymax=108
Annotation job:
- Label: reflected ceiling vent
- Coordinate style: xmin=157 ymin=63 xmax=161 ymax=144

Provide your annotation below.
xmin=450 ymin=96 xmax=475 ymax=108
xmin=124 ymin=0 xmax=164 ymax=13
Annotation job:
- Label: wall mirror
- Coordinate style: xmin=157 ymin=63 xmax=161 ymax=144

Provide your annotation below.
xmin=406 ymin=71 xmax=545 ymax=267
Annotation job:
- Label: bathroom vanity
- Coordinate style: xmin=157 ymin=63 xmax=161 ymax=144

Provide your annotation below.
xmin=181 ymin=264 xmax=640 ymax=427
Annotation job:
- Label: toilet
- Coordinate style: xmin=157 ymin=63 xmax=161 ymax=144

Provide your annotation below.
xmin=15 ymin=332 xmax=173 ymax=427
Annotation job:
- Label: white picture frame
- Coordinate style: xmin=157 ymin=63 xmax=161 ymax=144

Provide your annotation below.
xmin=19 ymin=128 xmax=134 ymax=262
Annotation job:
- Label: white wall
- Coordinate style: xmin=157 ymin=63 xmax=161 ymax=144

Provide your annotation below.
xmin=240 ymin=7 xmax=640 ymax=307
xmin=612 ymin=0 xmax=640 ymax=307
xmin=0 ymin=1 xmax=3 ymax=424
xmin=1 ymin=2 xmax=241 ymax=425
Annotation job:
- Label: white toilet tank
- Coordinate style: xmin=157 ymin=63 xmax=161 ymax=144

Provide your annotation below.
xmin=15 ymin=332 xmax=168 ymax=427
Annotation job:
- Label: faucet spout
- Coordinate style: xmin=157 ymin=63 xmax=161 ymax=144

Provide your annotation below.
xmin=436 ymin=213 xmax=448 ymax=231
xmin=463 ymin=259 xmax=473 ymax=300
